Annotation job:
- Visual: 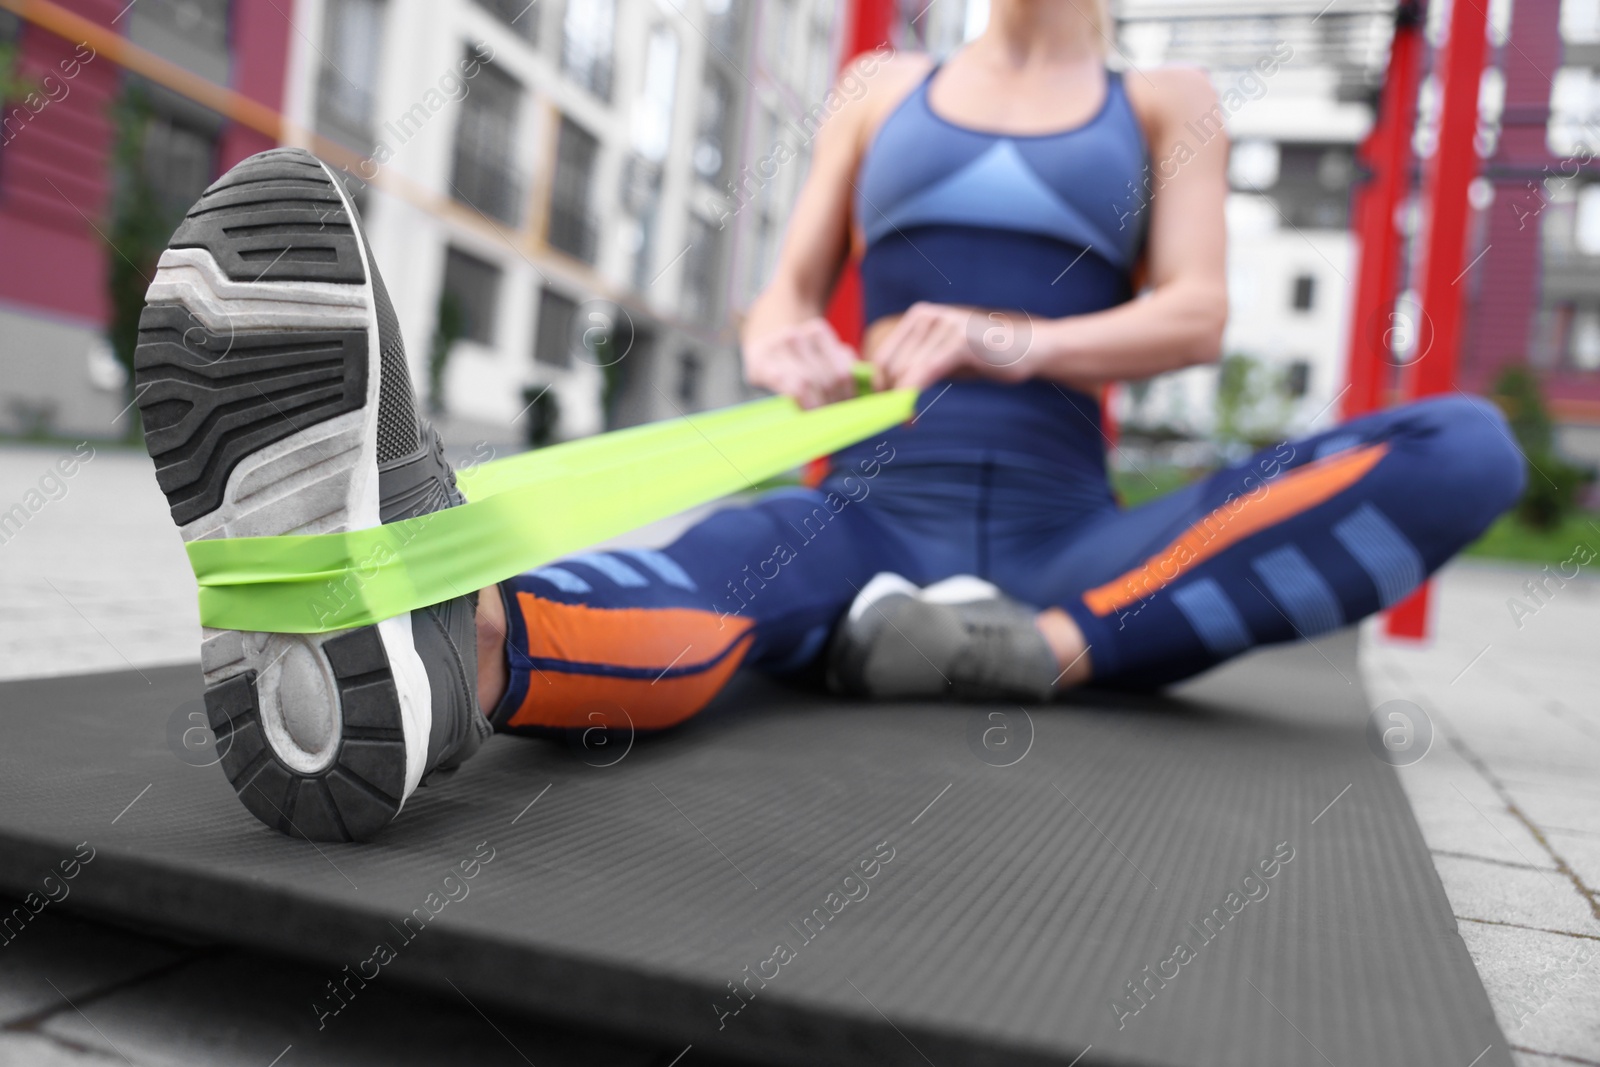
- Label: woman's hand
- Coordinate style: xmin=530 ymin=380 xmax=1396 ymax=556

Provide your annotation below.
xmin=742 ymin=317 xmax=860 ymax=409
xmin=870 ymin=303 xmax=1035 ymax=392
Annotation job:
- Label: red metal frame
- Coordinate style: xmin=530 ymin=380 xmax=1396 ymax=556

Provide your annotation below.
xmin=1342 ymin=2 xmax=1425 ymax=421
xmin=823 ymin=0 xmax=897 ymax=349
xmin=1384 ymin=0 xmax=1491 ymax=639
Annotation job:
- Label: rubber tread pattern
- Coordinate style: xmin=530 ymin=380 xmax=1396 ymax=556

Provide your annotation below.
xmin=201 ymin=628 xmax=405 ymax=842
xmin=133 ymin=305 xmax=369 ymax=527
xmin=166 ymin=148 xmax=366 ymax=285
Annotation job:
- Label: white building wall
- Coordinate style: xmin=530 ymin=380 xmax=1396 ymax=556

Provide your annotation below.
xmin=282 ymin=0 xmax=845 ymax=448
xmin=1116 ymin=63 xmax=1371 ymax=442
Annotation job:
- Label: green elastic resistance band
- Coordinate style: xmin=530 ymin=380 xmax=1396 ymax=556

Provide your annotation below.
xmin=187 ymin=377 xmax=912 ymax=634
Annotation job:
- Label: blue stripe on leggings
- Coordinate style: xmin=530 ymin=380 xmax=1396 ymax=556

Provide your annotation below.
xmin=1170 ymin=578 xmax=1252 ymax=657
xmin=568 ymin=553 xmax=649 ymax=587
xmin=1314 ymin=433 xmax=1362 ymax=459
xmin=1251 ymin=544 xmax=1343 ymax=636
xmin=529 ymin=566 xmax=592 ymax=594
xmin=620 ymin=548 xmax=697 ymax=591
xmin=1333 ymin=503 xmax=1423 ymax=607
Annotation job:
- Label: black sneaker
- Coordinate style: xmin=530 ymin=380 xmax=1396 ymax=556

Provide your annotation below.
xmin=134 ymin=147 xmax=488 ymax=841
xmin=827 ymin=573 xmax=1059 ymax=702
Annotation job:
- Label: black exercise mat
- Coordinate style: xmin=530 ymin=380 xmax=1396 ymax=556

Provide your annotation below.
xmin=0 ymin=633 xmax=1508 ymax=1067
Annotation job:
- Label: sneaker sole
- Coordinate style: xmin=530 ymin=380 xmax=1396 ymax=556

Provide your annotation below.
xmin=135 ymin=148 xmax=430 ymax=842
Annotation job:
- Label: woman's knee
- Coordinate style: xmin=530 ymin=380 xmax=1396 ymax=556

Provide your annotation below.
xmin=1408 ymin=394 xmax=1526 ymax=515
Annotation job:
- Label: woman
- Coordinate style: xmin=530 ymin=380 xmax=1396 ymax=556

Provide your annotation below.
xmin=136 ymin=0 xmax=1522 ymax=840
xmin=474 ymin=0 xmax=1521 ymax=713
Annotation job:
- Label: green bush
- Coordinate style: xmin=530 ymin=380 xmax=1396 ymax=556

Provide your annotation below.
xmin=1490 ymin=366 xmax=1592 ymax=531
xmin=105 ymin=89 xmax=185 ymax=441
xmin=1214 ymin=353 xmax=1292 ymax=450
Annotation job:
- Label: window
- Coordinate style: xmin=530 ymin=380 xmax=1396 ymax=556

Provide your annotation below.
xmin=630 ymin=25 xmax=678 ymax=164
xmin=807 ymin=20 xmax=834 ymax=99
xmin=1274 ymin=143 xmax=1352 ymax=228
xmin=1283 ymin=360 xmax=1311 ymax=398
xmin=744 ymin=109 xmax=780 ymax=301
xmin=680 ymin=215 xmax=724 ymax=325
xmin=677 ymin=351 xmax=702 ymax=406
xmin=1563 ymin=0 xmax=1600 ymax=43
xmin=142 ymin=112 xmax=217 ymax=218
xmin=626 ymin=25 xmax=679 ymax=289
xmin=763 ymin=0 xmax=795 ymax=82
xmin=138 ymin=0 xmax=230 ymax=51
xmin=317 ymin=0 xmax=384 ymax=150
xmin=562 ymin=0 xmax=615 ymax=101
xmin=705 ymin=0 xmax=744 ymax=58
xmin=1229 ymin=140 xmax=1280 ymax=190
xmin=1291 ymin=274 xmax=1316 ymax=312
xmin=440 ymin=248 xmax=501 ymax=345
xmin=474 ymin=0 xmax=537 ymax=43
xmin=1576 ymin=183 xmax=1600 ymax=256
xmin=548 ymin=116 xmax=599 ymax=264
xmin=450 ymin=46 xmax=522 ymax=225
xmin=534 ymin=287 xmax=578 ymax=367
xmin=694 ymin=68 xmax=735 ymax=183
xmin=1572 ymin=307 xmax=1600 ymax=370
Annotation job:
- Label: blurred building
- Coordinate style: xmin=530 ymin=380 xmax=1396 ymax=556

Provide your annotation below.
xmin=0 ymin=0 xmax=287 ymax=440
xmin=0 ymin=0 xmax=849 ymax=446
xmin=12 ymin=0 xmax=1596 ymax=459
xmin=286 ymin=0 xmax=852 ymax=446
xmin=1112 ymin=1 xmax=1390 ymax=443
xmin=1523 ymin=0 xmax=1600 ymax=461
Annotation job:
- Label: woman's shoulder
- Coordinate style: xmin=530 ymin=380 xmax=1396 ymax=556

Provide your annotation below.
xmin=831 ymin=49 xmax=939 ymax=154
xmin=840 ymin=47 xmax=937 ymax=88
xmin=1118 ymin=65 xmax=1221 ymax=136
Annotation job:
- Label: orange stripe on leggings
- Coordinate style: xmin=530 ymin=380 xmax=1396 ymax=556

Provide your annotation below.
xmin=514 ymin=595 xmax=754 ymax=671
xmin=508 ymin=595 xmax=757 ymax=731
xmin=507 ymin=632 xmax=755 ymax=731
xmin=1082 ymin=442 xmax=1389 ymax=617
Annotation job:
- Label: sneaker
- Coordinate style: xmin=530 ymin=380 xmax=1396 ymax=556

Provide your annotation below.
xmin=135 ymin=147 xmax=488 ymax=841
xmin=827 ymin=573 xmax=1059 ymax=702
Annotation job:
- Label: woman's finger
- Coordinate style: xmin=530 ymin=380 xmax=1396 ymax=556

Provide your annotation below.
xmin=884 ymin=314 xmax=937 ymax=388
xmin=793 ymin=327 xmax=840 ymax=405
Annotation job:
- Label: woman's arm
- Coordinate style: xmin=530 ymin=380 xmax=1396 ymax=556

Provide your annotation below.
xmin=871 ymin=67 xmax=1230 ymax=392
xmin=740 ymin=51 xmax=931 ymax=407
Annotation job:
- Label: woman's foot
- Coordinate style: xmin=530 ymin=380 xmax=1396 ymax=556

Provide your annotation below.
xmin=827 ymin=573 xmax=1081 ymax=702
xmin=136 ymin=147 xmax=488 ymax=841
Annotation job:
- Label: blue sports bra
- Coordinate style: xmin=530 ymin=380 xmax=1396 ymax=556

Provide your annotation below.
xmin=832 ymin=63 xmax=1150 ymax=482
xmin=856 ymin=63 xmax=1149 ymax=325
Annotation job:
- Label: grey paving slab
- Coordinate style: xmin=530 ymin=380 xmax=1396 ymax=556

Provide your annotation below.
xmin=38 ymin=952 xmax=666 ymax=1067
xmin=1363 ymin=562 xmax=1600 ymax=1067
xmin=0 ymin=1031 xmax=124 ymax=1066
xmin=0 ymin=445 xmax=198 ymax=683
xmin=1510 ymin=1049 xmax=1587 ymax=1067
xmin=1457 ymin=920 xmax=1600 ymax=1059
xmin=1508 ymin=784 xmax=1600 ymax=845
xmin=0 ymin=903 xmax=189 ymax=1026
xmin=1394 ymin=747 xmax=1556 ymax=870
xmin=1430 ymin=841 xmax=1598 ymax=939
xmin=1541 ymin=830 xmax=1600 ymax=911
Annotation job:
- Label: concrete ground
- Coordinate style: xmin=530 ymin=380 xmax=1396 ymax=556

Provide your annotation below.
xmin=1365 ymin=562 xmax=1600 ymax=1067
xmin=2 ymin=443 xmax=1597 ymax=1065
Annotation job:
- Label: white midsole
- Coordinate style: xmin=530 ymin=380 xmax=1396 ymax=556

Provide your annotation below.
xmin=147 ymin=246 xmax=372 ymax=333
xmin=161 ymin=159 xmax=431 ymax=802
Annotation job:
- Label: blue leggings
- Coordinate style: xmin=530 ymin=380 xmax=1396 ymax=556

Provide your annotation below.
xmin=488 ymin=395 xmax=1524 ymax=732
